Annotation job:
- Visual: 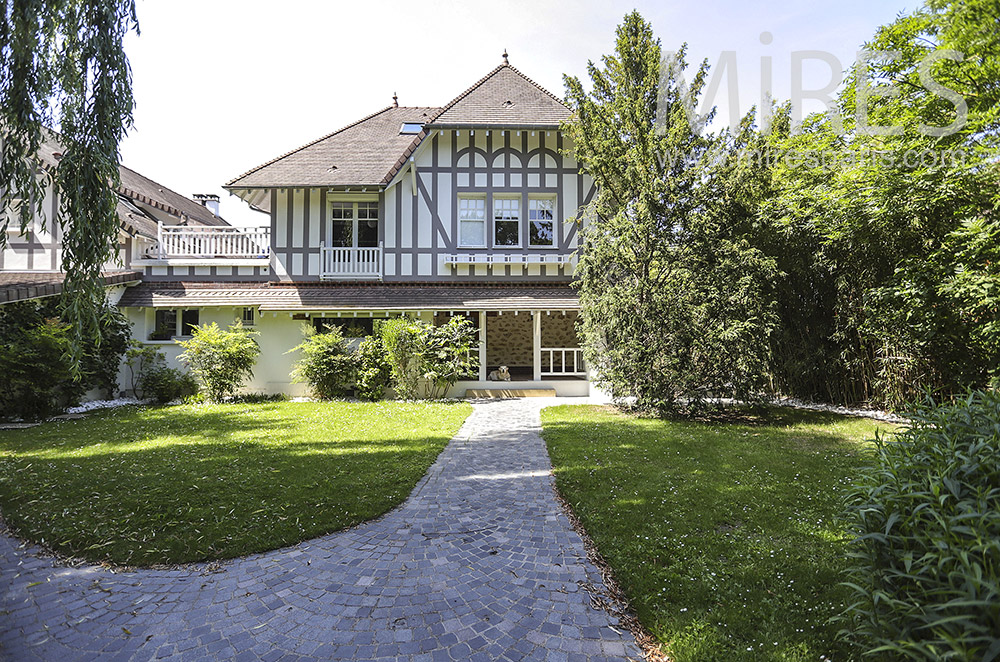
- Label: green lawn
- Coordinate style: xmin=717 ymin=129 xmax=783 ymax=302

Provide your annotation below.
xmin=0 ymin=400 xmax=471 ymax=566
xmin=541 ymin=405 xmax=891 ymax=662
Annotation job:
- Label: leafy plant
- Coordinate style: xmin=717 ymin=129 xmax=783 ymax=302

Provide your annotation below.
xmin=355 ymin=335 xmax=392 ymax=401
xmin=840 ymin=391 xmax=1000 ymax=660
xmin=379 ymin=317 xmax=427 ymax=399
xmin=289 ymin=325 xmax=357 ymax=399
xmin=140 ymin=364 xmax=198 ymax=404
xmin=177 ymin=322 xmax=260 ymax=401
xmin=378 ymin=317 xmax=479 ymax=399
xmin=422 ymin=316 xmax=479 ymax=399
xmin=0 ymin=317 xmax=82 ymax=420
xmin=124 ymin=341 xmax=163 ymax=400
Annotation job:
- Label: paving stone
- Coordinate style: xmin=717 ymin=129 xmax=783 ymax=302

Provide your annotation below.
xmin=0 ymin=399 xmax=641 ymax=661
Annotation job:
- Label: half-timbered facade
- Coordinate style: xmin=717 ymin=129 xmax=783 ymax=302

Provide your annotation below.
xmin=116 ymin=58 xmax=596 ymax=396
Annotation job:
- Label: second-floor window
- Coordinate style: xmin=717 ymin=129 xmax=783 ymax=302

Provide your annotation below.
xmin=493 ymin=197 xmax=520 ymax=247
xmin=330 ymin=201 xmax=379 ymax=248
xmin=529 ymin=197 xmax=556 ymax=247
xmin=458 ymin=196 xmax=486 ymax=247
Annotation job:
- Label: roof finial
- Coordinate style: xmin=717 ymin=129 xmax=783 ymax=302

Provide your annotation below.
xmin=392 ymin=92 xmax=398 ymax=108
xmin=502 ymin=49 xmax=509 ymax=66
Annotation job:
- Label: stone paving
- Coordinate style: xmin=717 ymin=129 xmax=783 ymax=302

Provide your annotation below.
xmin=1 ymin=398 xmax=643 ymax=661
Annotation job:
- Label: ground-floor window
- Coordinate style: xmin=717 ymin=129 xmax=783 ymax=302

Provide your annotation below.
xmin=150 ymin=308 xmax=200 ymax=341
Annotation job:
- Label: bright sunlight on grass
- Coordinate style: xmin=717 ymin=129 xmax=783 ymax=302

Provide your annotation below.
xmin=0 ymin=400 xmax=471 ymax=566
xmin=541 ymin=405 xmax=892 ymax=662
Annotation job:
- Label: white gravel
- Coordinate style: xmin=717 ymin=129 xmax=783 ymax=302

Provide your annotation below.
xmin=66 ymin=397 xmax=150 ymax=414
xmin=771 ymin=397 xmax=907 ymax=423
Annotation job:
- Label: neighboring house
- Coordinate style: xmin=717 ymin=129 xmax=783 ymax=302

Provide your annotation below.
xmin=0 ymin=133 xmax=229 ymax=310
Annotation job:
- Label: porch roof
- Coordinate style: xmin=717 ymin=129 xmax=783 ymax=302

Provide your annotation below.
xmin=0 ymin=271 xmax=142 ymax=305
xmin=117 ymin=282 xmax=580 ymax=312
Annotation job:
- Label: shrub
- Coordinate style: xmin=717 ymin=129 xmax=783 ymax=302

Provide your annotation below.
xmin=840 ymin=391 xmax=1000 ymax=660
xmin=355 ymin=336 xmax=392 ymax=401
xmin=379 ymin=317 xmax=426 ymax=399
xmin=422 ymin=315 xmax=479 ymax=398
xmin=178 ymin=322 xmax=260 ymax=401
xmin=0 ymin=317 xmax=82 ymax=420
xmin=289 ymin=325 xmax=357 ymax=399
xmin=140 ymin=364 xmax=198 ymax=404
xmin=379 ymin=316 xmax=479 ymax=399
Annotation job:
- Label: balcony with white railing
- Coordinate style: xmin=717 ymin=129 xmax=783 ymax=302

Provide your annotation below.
xmin=320 ymin=243 xmax=383 ymax=280
xmin=136 ymin=223 xmax=271 ymax=266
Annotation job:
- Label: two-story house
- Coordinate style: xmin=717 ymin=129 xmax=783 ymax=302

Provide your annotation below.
xmin=116 ymin=57 xmax=597 ymax=396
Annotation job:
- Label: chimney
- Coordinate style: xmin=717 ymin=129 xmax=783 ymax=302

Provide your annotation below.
xmin=193 ymin=193 xmax=220 ymax=216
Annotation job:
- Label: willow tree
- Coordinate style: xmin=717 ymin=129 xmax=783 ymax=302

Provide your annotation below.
xmin=563 ymin=11 xmax=778 ymax=414
xmin=1 ymin=0 xmax=138 ymax=370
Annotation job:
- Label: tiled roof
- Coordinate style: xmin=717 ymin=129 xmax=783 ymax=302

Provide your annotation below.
xmin=0 ymin=271 xmax=142 ymax=305
xmin=118 ymin=282 xmax=580 ymax=311
xmin=33 ymin=131 xmax=228 ymax=231
xmin=224 ymin=107 xmax=442 ymax=190
xmin=118 ymin=166 xmax=228 ymax=227
xmin=427 ymin=64 xmax=570 ymax=129
xmin=224 ymin=63 xmax=571 ymax=191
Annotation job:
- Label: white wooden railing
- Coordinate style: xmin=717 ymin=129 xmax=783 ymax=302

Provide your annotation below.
xmin=540 ymin=347 xmax=586 ymax=377
xmin=320 ymin=243 xmax=383 ymax=280
xmin=153 ymin=223 xmax=270 ymax=259
xmin=444 ymin=253 xmax=574 ymax=266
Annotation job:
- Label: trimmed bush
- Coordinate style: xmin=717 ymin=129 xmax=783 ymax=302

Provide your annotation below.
xmin=841 ymin=391 xmax=1000 ymax=660
xmin=379 ymin=316 xmax=479 ymax=399
xmin=178 ymin=322 xmax=260 ymax=401
xmin=289 ymin=325 xmax=357 ymax=399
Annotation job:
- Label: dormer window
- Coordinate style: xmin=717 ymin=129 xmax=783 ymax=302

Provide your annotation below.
xmin=400 ymin=123 xmax=423 ymax=134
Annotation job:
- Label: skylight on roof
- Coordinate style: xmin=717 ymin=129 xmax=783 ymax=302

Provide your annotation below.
xmin=400 ymin=123 xmax=423 ymax=135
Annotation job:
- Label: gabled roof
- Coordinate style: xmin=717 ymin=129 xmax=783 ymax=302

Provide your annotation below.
xmin=224 ymin=61 xmax=571 ymax=195
xmin=30 ymin=130 xmax=228 ymax=234
xmin=427 ymin=64 xmax=570 ymax=129
xmin=118 ymin=166 xmax=228 ymax=227
xmin=225 ymin=106 xmax=441 ymax=190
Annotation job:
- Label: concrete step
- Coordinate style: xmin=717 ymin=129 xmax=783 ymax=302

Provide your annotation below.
xmin=465 ymin=388 xmax=558 ymax=398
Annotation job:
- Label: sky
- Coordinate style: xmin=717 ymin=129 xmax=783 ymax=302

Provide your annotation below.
xmin=119 ymin=0 xmax=911 ymax=226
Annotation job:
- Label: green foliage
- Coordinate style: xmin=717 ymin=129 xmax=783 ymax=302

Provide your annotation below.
xmin=289 ymin=325 xmax=358 ymax=399
xmin=379 ymin=317 xmax=428 ymax=399
xmin=0 ymin=316 xmax=81 ymax=420
xmin=140 ymin=364 xmax=198 ymax=404
xmin=0 ymin=1 xmax=139 ymax=370
xmin=421 ymin=316 xmax=479 ymax=399
xmin=0 ymin=400 xmax=471 ymax=565
xmin=355 ymin=336 xmax=392 ymax=401
xmin=565 ymin=11 xmax=777 ymax=414
xmin=0 ymin=298 xmax=131 ymax=419
xmin=178 ymin=322 xmax=260 ymax=402
xmin=379 ymin=316 xmax=479 ymax=399
xmin=81 ymin=303 xmax=131 ymax=398
xmin=840 ymin=391 xmax=1000 ymax=660
xmin=124 ymin=341 xmax=163 ymax=400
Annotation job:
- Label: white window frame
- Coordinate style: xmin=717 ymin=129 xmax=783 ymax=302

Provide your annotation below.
xmin=457 ymin=195 xmax=487 ymax=248
xmin=492 ymin=195 xmax=521 ymax=248
xmin=241 ymin=307 xmax=256 ymax=326
xmin=329 ymin=201 xmax=379 ymax=248
xmin=528 ymin=195 xmax=557 ymax=248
